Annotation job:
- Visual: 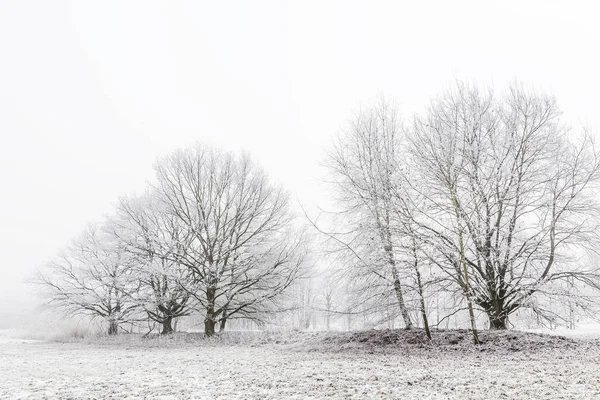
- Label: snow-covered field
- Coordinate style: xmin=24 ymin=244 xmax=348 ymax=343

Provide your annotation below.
xmin=1 ymin=330 xmax=599 ymax=399
xmin=525 ymin=323 xmax=600 ymax=339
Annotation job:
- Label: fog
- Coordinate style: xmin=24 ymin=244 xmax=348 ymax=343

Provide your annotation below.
xmin=1 ymin=0 xmax=600 ymax=330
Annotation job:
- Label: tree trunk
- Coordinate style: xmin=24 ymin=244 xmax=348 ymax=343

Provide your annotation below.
xmin=382 ymin=226 xmax=413 ymax=329
xmin=481 ymin=293 xmax=509 ymax=330
xmin=452 ymin=195 xmax=480 ymax=345
xmin=411 ymin=239 xmax=431 ymax=340
xmin=390 ymin=265 xmax=413 ymax=329
xmin=303 ymin=311 xmax=311 ymax=329
xmin=416 ymin=270 xmax=431 ymax=340
xmin=161 ymin=316 xmax=174 ymax=334
xmin=204 ymin=286 xmax=217 ymax=336
xmin=204 ymin=317 xmax=216 ymax=336
xmin=325 ymin=296 xmax=332 ymax=331
xmin=219 ymin=315 xmax=227 ymax=332
xmin=108 ymin=320 xmax=118 ymax=335
xmin=488 ymin=313 xmax=508 ymax=330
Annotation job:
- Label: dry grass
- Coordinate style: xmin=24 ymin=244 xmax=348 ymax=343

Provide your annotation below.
xmin=44 ymin=327 xmax=598 ymax=356
xmin=309 ymin=328 xmax=588 ymax=353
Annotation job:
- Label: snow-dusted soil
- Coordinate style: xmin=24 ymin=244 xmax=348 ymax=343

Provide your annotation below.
xmin=1 ymin=330 xmax=599 ymax=399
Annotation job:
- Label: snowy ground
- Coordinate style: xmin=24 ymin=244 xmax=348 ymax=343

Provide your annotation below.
xmin=1 ymin=330 xmax=599 ymax=399
xmin=525 ymin=322 xmax=600 ymax=339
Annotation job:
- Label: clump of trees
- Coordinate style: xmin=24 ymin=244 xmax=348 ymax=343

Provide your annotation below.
xmin=35 ymin=145 xmax=308 ymax=336
xmin=316 ymin=82 xmax=600 ymax=342
xmin=35 ymin=225 xmax=140 ymax=335
xmin=35 ymin=82 xmax=600 ymax=340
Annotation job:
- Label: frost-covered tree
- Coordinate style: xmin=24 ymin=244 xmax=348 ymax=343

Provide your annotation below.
xmin=316 ymin=271 xmax=339 ymax=331
xmin=151 ymin=144 xmax=307 ymax=336
xmin=34 ymin=224 xmax=140 ymax=335
xmin=408 ymin=82 xmax=600 ymax=330
xmin=322 ymin=99 xmax=420 ymax=329
xmin=112 ymin=194 xmax=194 ymax=335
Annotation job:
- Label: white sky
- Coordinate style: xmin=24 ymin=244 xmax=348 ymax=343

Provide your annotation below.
xmin=1 ymin=0 xmax=599 ymax=326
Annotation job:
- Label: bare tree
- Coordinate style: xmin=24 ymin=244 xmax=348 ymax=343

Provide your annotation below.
xmin=151 ymin=144 xmax=307 ymax=336
xmin=408 ymin=82 xmax=600 ymax=331
xmin=405 ymin=234 xmax=433 ymax=339
xmin=112 ymin=194 xmax=194 ymax=335
xmin=34 ymin=224 xmax=140 ymax=335
xmin=317 ymin=271 xmax=338 ymax=330
xmin=322 ymin=99 xmax=414 ymax=329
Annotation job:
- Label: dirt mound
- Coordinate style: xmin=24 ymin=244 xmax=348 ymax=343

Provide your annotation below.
xmin=303 ymin=328 xmax=590 ymax=353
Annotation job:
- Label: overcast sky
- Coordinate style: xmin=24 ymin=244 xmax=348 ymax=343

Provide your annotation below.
xmin=1 ymin=0 xmax=599 ymax=326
